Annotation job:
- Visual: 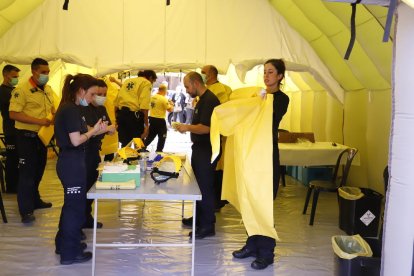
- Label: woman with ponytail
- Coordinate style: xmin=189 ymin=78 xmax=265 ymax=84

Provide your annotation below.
xmin=54 ymin=74 xmax=108 ymax=265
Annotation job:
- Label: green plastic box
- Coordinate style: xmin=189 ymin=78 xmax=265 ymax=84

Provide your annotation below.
xmin=101 ymin=165 xmax=141 ymax=187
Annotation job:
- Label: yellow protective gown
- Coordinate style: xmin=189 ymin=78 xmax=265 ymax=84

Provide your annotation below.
xmin=210 ymin=94 xmax=278 ymax=239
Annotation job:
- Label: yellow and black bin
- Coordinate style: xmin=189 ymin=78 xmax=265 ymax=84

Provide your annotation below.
xmin=338 ymin=187 xmax=383 ymax=237
xmin=332 ymin=234 xmax=381 ymax=276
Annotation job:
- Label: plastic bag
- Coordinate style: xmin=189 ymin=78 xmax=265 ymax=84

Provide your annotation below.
xmin=332 ymin=234 xmax=373 ymax=260
xmin=338 ymin=186 xmax=364 ymax=200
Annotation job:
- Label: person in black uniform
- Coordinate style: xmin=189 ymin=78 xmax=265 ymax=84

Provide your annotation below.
xmin=81 ymin=79 xmax=115 ymax=229
xmin=232 ymin=59 xmax=289 ymax=270
xmin=54 ymin=74 xmax=108 ymax=265
xmin=176 ymin=72 xmax=220 ymax=239
xmin=9 ymin=58 xmax=55 ymax=223
xmin=0 ymin=65 xmax=20 ymax=193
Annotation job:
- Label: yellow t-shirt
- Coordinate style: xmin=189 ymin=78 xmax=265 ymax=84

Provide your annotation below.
xmin=149 ymin=93 xmax=171 ymax=119
xmin=208 ymin=82 xmax=232 ymax=104
xmin=114 ymin=77 xmax=151 ymax=111
xmin=9 ymin=79 xmax=55 ymax=132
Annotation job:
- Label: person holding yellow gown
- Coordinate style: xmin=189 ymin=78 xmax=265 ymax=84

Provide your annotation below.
xmin=211 ymin=59 xmax=289 ymax=270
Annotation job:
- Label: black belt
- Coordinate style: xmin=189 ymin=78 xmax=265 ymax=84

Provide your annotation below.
xmin=119 ymin=106 xmax=138 ymax=112
xmin=17 ymin=129 xmax=38 ymax=138
xmin=118 ymin=107 xmax=143 ymax=119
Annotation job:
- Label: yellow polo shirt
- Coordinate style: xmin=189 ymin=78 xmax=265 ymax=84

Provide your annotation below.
xmin=149 ymin=93 xmax=171 ymax=119
xmin=207 ymin=82 xmax=232 ymax=104
xmin=9 ymin=78 xmax=55 ymax=132
xmin=114 ymin=77 xmax=151 ymax=111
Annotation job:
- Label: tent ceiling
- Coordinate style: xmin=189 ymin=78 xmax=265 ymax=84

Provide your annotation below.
xmin=324 ymin=0 xmax=389 ymax=5
xmin=0 ymin=0 xmax=393 ymax=100
xmin=271 ymin=0 xmax=392 ymax=92
xmin=0 ymin=0 xmax=45 ymax=38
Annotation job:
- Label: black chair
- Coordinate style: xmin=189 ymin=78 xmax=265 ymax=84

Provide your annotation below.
xmin=0 ymin=189 xmax=7 ymax=223
xmin=0 ymin=133 xmax=6 ymax=193
xmin=278 ymin=129 xmax=289 ymax=187
xmin=280 ymin=166 xmax=287 ymax=187
xmin=302 ymin=148 xmax=358 ymax=225
xmin=0 ymin=154 xmax=6 ymax=193
xmin=47 ymin=135 xmax=59 ymax=156
xmin=0 ymin=133 xmax=8 ymax=222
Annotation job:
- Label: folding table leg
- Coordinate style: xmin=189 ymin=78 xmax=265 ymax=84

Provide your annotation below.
xmin=0 ymin=191 xmax=7 ymax=223
xmin=118 ymin=199 xmax=121 ymax=217
xmin=92 ymin=199 xmax=98 ymax=276
xmin=191 ymin=201 xmax=196 ymax=276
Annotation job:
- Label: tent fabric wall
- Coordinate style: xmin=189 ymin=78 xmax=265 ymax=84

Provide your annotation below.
xmin=383 ymin=3 xmax=414 ymax=275
xmin=0 ymin=0 xmax=392 ymax=203
xmin=0 ymin=0 xmax=45 ymax=38
xmin=0 ymin=0 xmax=343 ymax=102
xmin=0 ymin=0 xmax=409 ymax=273
xmin=272 ymin=0 xmax=392 ymax=91
xmin=272 ymin=0 xmax=392 ymax=195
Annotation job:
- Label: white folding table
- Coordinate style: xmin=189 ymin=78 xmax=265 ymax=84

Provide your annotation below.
xmin=87 ymin=159 xmax=201 ymax=276
xmin=279 ymin=142 xmax=360 ymax=166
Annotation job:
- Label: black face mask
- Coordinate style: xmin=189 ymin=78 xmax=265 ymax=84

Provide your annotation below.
xmin=150 ymin=167 xmax=179 ymax=184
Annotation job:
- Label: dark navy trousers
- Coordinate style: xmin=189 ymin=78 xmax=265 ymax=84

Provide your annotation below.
xmin=145 ymin=117 xmax=167 ymax=152
xmin=85 ymin=143 xmax=101 ymax=224
xmin=116 ymin=108 xmax=144 ymax=147
xmin=16 ymin=131 xmax=47 ymax=215
xmin=55 ymin=149 xmax=87 ymax=260
xmin=4 ymin=134 xmax=19 ymax=193
xmin=191 ymin=144 xmax=217 ymax=229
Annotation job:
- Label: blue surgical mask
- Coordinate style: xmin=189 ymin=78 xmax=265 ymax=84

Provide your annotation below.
xmin=9 ymin=77 xmax=18 ymax=87
xmin=38 ymin=74 xmax=49 ymax=85
xmin=79 ymin=97 xmax=89 ymax=107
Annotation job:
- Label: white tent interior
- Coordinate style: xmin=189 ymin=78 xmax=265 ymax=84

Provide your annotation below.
xmin=0 ymin=0 xmax=413 ymax=275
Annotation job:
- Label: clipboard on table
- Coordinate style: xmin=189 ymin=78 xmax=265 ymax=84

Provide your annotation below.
xmin=38 ymin=114 xmax=54 ymax=146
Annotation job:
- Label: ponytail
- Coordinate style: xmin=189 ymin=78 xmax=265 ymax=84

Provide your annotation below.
xmin=57 ymin=74 xmax=75 ymax=112
xmin=57 ymin=73 xmax=99 ymax=112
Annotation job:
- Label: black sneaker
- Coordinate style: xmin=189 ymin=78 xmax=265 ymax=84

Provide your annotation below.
xmin=82 ymin=221 xmax=103 ymax=229
xmin=189 ymin=227 xmax=215 ymax=239
xmin=182 ymin=217 xmax=193 ymax=227
xmin=251 ymin=257 xmax=274 ymax=270
xmin=55 ymin=242 xmax=87 ymax=255
xmin=232 ymin=246 xmax=257 ymax=259
xmin=60 ymin=252 xmax=93 ymax=265
xmin=215 ymin=200 xmax=228 ymax=212
xmin=34 ymin=200 xmax=52 ymax=209
xmin=21 ymin=213 xmax=35 ymax=223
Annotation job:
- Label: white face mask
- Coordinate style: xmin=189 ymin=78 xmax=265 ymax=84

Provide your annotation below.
xmin=201 ymin=73 xmax=207 ymax=84
xmin=93 ymin=95 xmax=107 ymax=106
